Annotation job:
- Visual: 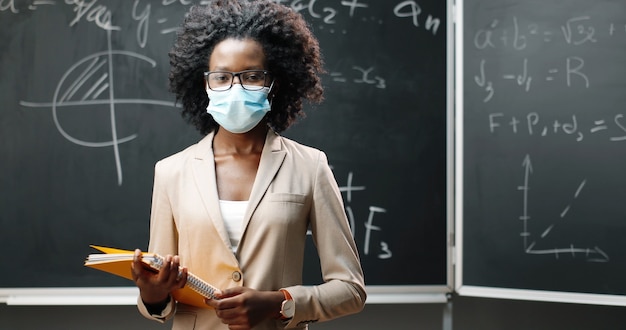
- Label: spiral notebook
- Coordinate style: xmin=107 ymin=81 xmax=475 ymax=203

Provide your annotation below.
xmin=84 ymin=245 xmax=221 ymax=308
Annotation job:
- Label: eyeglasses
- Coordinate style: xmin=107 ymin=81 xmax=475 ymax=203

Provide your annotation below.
xmin=204 ymin=70 xmax=271 ymax=91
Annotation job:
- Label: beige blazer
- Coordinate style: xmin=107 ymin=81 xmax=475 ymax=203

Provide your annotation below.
xmin=138 ymin=130 xmax=366 ymax=329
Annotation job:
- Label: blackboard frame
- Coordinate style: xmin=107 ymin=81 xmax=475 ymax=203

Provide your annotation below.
xmin=454 ymin=0 xmax=626 ymax=306
xmin=0 ymin=0 xmax=455 ymax=305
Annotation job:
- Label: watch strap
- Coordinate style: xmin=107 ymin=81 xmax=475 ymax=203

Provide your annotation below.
xmin=279 ymin=289 xmax=294 ymax=320
xmin=280 ymin=289 xmax=292 ymax=300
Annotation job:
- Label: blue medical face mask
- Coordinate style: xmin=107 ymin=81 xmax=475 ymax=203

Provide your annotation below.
xmin=206 ymin=84 xmax=271 ymax=134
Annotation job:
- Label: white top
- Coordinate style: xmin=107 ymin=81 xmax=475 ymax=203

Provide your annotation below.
xmin=218 ymin=200 xmax=248 ymax=253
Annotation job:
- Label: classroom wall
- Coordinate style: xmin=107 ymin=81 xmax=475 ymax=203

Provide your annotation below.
xmin=2 ymin=296 xmax=626 ymax=330
xmin=3 ymin=2 xmax=626 ymax=329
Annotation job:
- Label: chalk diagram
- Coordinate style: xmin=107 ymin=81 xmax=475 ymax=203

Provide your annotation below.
xmin=518 ymin=154 xmax=609 ymax=262
xmin=20 ymin=30 xmax=176 ymax=185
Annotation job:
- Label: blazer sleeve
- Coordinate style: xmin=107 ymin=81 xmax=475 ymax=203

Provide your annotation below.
xmin=284 ymin=151 xmax=367 ymax=328
xmin=137 ymin=160 xmax=178 ymax=323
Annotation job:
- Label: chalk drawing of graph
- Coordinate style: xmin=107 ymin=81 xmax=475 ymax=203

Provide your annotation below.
xmin=518 ymin=154 xmax=609 ymax=262
xmin=20 ymin=30 xmax=176 ymax=186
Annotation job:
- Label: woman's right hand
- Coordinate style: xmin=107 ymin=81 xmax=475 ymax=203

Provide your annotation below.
xmin=131 ymin=249 xmax=188 ymax=304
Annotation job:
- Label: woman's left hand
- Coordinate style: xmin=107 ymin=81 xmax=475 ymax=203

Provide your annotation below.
xmin=205 ymin=286 xmax=285 ymax=330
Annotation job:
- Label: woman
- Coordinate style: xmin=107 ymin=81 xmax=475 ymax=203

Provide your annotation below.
xmin=130 ymin=1 xmax=366 ymax=329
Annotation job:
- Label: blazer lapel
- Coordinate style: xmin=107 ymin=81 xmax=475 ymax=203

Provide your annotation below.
xmin=191 ymin=132 xmax=233 ymax=250
xmin=242 ymin=130 xmax=286 ymax=232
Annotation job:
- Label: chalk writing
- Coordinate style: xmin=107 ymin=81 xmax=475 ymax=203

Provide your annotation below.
xmin=471 ymin=15 xmax=624 ymax=51
xmin=562 ymin=16 xmax=597 ymax=45
xmin=278 ymin=0 xmax=366 ymax=22
xmin=351 ymin=66 xmax=386 ymax=88
xmin=268 ymin=0 xmax=440 ymax=35
xmin=471 ymin=14 xmax=625 ymax=103
xmin=164 ymin=0 xmax=192 ymax=5
xmin=0 ymin=0 xmax=17 ymax=13
xmin=501 ymin=57 xmax=532 ymax=92
xmin=471 ymin=15 xmax=625 ymax=100
xmin=394 ymin=0 xmax=441 ymax=35
xmin=474 ymin=56 xmax=590 ymax=101
xmin=518 ymin=155 xmax=609 ymax=262
xmin=329 ymin=66 xmax=386 ymax=88
xmin=0 ymin=0 xmax=441 ymax=46
xmin=487 ymin=112 xmax=626 ymax=142
xmin=339 ymin=171 xmax=392 ymax=260
xmin=474 ymin=59 xmax=494 ymax=102
xmin=64 ymin=0 xmax=120 ymax=31
xmin=139 ymin=0 xmax=196 ymax=40
xmin=132 ymin=0 xmax=150 ymax=48
xmin=29 ymin=0 xmax=56 ymax=11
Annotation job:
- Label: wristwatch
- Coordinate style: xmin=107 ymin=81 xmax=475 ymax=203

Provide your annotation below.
xmin=279 ymin=289 xmax=295 ymax=320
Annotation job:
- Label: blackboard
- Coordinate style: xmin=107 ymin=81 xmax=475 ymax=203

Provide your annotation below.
xmin=458 ymin=0 xmax=626 ymax=305
xmin=0 ymin=0 xmax=450 ymax=298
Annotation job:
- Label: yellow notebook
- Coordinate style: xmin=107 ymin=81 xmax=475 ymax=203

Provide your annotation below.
xmin=84 ymin=245 xmax=221 ymax=309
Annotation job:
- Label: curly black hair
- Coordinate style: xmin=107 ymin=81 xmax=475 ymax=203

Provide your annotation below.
xmin=168 ymin=0 xmax=324 ymax=135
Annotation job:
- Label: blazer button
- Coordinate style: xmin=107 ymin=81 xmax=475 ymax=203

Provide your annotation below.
xmin=232 ymin=271 xmax=242 ymax=282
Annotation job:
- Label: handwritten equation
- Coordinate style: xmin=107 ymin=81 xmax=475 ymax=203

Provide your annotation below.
xmin=1 ymin=0 xmax=441 ymax=36
xmin=473 ymin=16 xmax=608 ymax=51
xmin=474 ymin=56 xmax=589 ymax=102
xmin=472 ymin=15 xmax=625 ymax=102
xmin=488 ymin=112 xmax=626 ymax=143
xmin=277 ymin=0 xmax=441 ymax=35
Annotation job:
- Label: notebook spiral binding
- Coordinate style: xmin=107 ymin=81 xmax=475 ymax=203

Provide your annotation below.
xmin=146 ymin=254 xmax=220 ymax=300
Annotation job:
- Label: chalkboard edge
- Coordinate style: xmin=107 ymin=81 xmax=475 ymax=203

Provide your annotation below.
xmin=456 ymin=285 xmax=626 ymax=307
xmin=1 ymin=286 xmax=453 ymax=305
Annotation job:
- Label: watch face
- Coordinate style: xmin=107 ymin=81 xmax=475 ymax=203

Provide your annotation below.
xmin=281 ymin=299 xmax=295 ymax=318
